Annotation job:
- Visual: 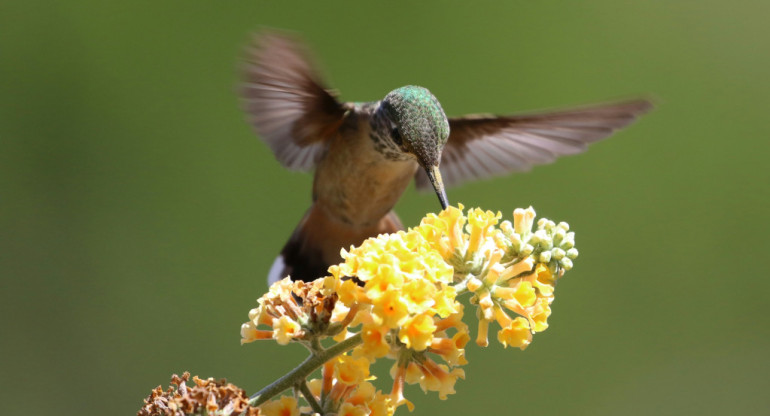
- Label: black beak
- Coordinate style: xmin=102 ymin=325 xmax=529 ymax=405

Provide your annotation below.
xmin=425 ymin=165 xmax=449 ymax=210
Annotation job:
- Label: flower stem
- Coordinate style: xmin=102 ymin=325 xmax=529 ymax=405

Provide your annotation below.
xmin=298 ymin=380 xmax=323 ymax=414
xmin=249 ymin=334 xmax=363 ymax=407
xmin=452 ymin=276 xmax=470 ymax=295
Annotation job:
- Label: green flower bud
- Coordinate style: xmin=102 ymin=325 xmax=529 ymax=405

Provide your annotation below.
xmin=533 ymin=230 xmax=552 ymax=250
xmin=554 ymin=228 xmax=567 ymax=244
xmin=538 ymin=218 xmax=556 ymax=232
xmin=539 ymin=251 xmax=552 ymax=263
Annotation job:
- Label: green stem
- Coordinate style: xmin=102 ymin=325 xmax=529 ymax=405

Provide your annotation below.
xmin=452 ymin=275 xmax=470 ymax=295
xmin=298 ymin=380 xmax=323 ymax=415
xmin=310 ymin=337 xmax=323 ymax=353
xmin=249 ymin=334 xmax=363 ymax=407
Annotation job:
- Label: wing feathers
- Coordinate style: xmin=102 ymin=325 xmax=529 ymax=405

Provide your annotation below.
xmin=241 ymin=32 xmax=347 ymax=171
xmin=415 ymin=99 xmax=651 ymax=189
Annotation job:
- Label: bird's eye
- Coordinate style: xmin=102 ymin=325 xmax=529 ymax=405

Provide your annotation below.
xmin=391 ymin=127 xmax=403 ymax=146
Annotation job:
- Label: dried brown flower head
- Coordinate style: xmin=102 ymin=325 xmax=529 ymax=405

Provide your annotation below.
xmin=138 ymin=372 xmax=259 ymax=416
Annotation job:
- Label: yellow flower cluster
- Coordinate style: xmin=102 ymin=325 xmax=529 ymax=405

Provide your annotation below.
xmin=323 ymin=230 xmax=468 ymax=411
xmin=416 ymin=205 xmax=576 ymax=350
xmin=325 ymin=230 xmax=459 ymax=354
xmin=240 ymin=205 xmax=578 ymax=415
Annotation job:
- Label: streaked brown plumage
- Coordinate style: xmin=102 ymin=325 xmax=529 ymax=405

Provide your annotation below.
xmin=240 ymin=32 xmax=652 ymax=283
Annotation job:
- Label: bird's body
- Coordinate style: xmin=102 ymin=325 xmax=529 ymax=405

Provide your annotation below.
xmin=314 ymin=103 xmax=418 ymax=228
xmin=278 ymin=103 xmax=418 ymax=280
xmin=241 ymin=33 xmax=651 ymax=283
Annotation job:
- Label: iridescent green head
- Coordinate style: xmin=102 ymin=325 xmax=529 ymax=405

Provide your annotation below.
xmin=380 ymin=85 xmax=450 ymax=209
xmin=381 ymin=86 xmax=449 ymax=166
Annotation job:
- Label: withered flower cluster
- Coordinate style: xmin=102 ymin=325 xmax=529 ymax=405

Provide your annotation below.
xmin=138 ymin=372 xmax=259 ymax=416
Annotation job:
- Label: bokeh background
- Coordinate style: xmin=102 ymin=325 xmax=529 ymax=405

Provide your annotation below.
xmin=2 ymin=1 xmax=769 ymax=415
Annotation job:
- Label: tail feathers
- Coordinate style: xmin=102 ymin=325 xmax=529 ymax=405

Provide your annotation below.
xmin=267 ymin=206 xmax=403 ymax=284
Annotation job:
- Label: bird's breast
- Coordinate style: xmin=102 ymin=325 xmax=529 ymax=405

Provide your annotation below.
xmin=313 ymin=126 xmax=418 ymax=227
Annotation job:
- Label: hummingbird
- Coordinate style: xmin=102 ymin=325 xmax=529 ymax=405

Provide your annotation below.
xmin=240 ymin=32 xmax=651 ymax=284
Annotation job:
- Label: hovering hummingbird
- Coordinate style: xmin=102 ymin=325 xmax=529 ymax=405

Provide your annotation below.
xmin=240 ymin=32 xmax=651 ymax=284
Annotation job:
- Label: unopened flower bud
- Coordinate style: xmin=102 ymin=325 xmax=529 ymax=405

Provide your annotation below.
xmin=493 ymin=232 xmax=509 ymax=250
xmin=560 ymin=257 xmax=573 ymax=271
xmin=513 ymin=207 xmax=535 ymax=235
xmin=554 ymin=228 xmax=566 ymax=244
xmin=566 ymin=248 xmax=579 ymax=259
xmin=539 ymin=251 xmax=551 ymax=263
xmin=551 ymin=248 xmax=565 ymax=261
xmin=500 ymin=220 xmax=513 ymax=236
xmin=533 ymin=230 xmax=552 ymax=249
xmin=538 ymin=219 xmax=555 ymax=232
xmin=479 ymin=295 xmax=494 ymax=310
xmin=467 ymin=277 xmax=483 ymax=292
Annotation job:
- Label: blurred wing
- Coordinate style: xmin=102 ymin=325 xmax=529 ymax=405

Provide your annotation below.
xmin=241 ymin=32 xmax=349 ymax=171
xmin=415 ymin=99 xmax=652 ymax=189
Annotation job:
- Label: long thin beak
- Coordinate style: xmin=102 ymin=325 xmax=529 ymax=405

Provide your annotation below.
xmin=425 ymin=165 xmax=449 ymax=210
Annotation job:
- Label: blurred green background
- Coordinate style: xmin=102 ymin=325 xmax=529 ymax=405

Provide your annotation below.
xmin=2 ymin=1 xmax=769 ymax=415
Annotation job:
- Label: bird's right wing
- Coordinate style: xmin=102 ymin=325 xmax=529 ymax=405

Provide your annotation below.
xmin=415 ymin=99 xmax=652 ymax=190
xmin=241 ymin=32 xmax=349 ymax=171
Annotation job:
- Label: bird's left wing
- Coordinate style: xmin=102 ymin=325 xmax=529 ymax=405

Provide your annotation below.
xmin=415 ymin=99 xmax=652 ymax=190
xmin=241 ymin=32 xmax=349 ymax=171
